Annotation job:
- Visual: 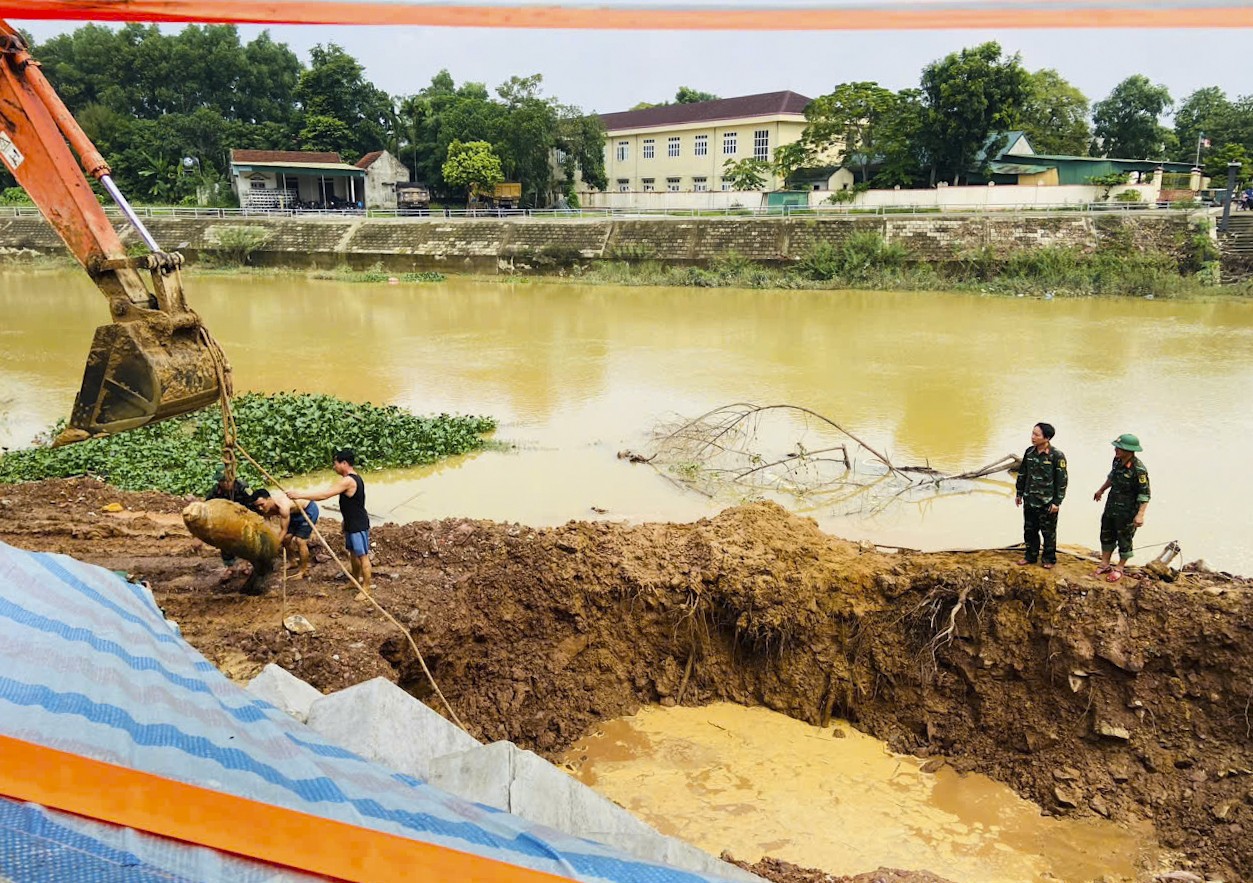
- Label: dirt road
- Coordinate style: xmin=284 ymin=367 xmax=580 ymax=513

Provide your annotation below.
xmin=1 ymin=478 xmax=1249 ymax=881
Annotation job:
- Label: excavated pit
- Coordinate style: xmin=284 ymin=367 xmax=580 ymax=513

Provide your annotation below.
xmin=1 ymin=478 xmax=1250 ymax=882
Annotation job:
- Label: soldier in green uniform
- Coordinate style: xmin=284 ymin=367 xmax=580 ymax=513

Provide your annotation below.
xmin=1093 ymin=433 xmax=1151 ymax=583
xmin=1015 ymin=422 xmax=1068 ymax=569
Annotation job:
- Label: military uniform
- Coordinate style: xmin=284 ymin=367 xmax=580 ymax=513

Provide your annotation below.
xmin=1016 ymin=445 xmax=1068 ymax=565
xmin=1101 ymin=455 xmax=1150 ymax=560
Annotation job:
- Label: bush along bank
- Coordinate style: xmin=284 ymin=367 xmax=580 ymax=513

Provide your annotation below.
xmin=0 ymin=393 xmax=496 ymax=495
xmin=577 ymin=230 xmax=1246 ymax=299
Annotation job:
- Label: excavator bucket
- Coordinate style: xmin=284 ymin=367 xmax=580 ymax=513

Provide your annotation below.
xmin=58 ymin=316 xmax=224 ymax=444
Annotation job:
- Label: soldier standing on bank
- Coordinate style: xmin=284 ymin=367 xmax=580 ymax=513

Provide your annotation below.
xmin=1093 ymin=433 xmax=1151 ymax=583
xmin=1015 ymin=422 xmax=1068 ymax=570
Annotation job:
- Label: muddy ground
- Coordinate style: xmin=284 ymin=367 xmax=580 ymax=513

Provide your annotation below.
xmin=1 ymin=478 xmax=1250 ymax=882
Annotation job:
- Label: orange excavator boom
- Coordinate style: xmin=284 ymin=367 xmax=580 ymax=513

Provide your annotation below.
xmin=0 ymin=21 xmax=228 ymax=444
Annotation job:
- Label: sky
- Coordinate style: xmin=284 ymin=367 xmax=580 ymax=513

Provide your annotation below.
xmin=15 ymin=21 xmax=1252 ymax=117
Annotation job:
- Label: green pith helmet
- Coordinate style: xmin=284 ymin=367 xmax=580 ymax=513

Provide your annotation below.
xmin=1111 ymin=433 xmax=1142 ymax=452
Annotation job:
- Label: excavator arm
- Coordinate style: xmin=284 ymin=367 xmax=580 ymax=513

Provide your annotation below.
xmin=0 ymin=21 xmax=229 ymax=444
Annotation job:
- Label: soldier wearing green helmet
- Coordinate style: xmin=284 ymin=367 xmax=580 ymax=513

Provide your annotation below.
xmin=1092 ymin=433 xmax=1150 ymax=582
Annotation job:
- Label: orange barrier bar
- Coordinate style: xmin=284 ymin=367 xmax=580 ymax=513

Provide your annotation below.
xmin=0 ymin=733 xmax=572 ymax=883
xmin=4 ymin=0 xmax=1252 ymax=28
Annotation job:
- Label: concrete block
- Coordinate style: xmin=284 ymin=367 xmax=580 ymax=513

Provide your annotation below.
xmin=304 ymin=677 xmax=479 ymax=779
xmin=428 ymin=741 xmax=761 ymax=883
xmin=245 ymin=664 xmax=323 ymax=722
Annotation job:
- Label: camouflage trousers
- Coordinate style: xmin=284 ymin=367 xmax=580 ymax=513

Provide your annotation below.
xmin=1100 ymin=509 xmax=1138 ymax=560
xmin=1023 ymin=504 xmax=1058 ymax=565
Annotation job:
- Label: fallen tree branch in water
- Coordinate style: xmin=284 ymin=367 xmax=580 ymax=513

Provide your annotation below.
xmin=632 ymin=402 xmax=1022 ymax=518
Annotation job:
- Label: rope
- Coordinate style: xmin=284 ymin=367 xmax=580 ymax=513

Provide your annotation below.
xmin=233 ymin=443 xmax=468 ymax=733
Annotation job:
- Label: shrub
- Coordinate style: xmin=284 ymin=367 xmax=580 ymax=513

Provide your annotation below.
xmin=203 ymin=225 xmax=272 ymax=266
xmin=1114 ymin=189 xmax=1143 ymax=203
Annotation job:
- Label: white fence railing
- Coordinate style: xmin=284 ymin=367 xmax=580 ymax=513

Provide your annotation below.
xmin=0 ymin=202 xmax=1209 ymax=222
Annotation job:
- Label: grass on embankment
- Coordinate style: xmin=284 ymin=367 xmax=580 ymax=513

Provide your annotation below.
xmin=571 ymin=231 xmax=1250 ymax=299
xmin=0 ymin=393 xmax=496 ymax=496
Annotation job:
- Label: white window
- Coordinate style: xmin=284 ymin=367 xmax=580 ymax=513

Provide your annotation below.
xmin=643 ymin=139 xmax=655 ymax=159
xmin=616 ymin=141 xmax=629 ymax=162
xmin=723 ymin=132 xmax=737 ymax=156
xmin=754 ymin=129 xmax=770 ymax=160
xmin=666 ymin=177 xmax=681 ymax=192
xmin=668 ymin=137 xmax=681 ymax=158
xmin=694 ymin=135 xmax=708 ymax=157
xmin=249 ymin=181 xmax=267 ymax=190
xmin=693 ymin=177 xmax=708 ymax=192
xmin=721 ymin=180 xmax=733 ymax=191
xmin=642 ymin=178 xmax=656 ymax=192
xmin=617 ymin=178 xmax=630 ymax=192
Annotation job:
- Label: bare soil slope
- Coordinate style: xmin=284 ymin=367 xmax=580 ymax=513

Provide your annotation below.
xmin=1 ymin=478 xmax=1249 ymax=881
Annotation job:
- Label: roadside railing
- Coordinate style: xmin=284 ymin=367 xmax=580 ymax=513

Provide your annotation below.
xmin=0 ymin=202 xmax=1217 ymax=222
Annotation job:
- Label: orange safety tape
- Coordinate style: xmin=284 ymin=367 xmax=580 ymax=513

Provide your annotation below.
xmin=4 ymin=0 xmax=1252 ymax=28
xmin=0 ymin=733 xmax=572 ymax=883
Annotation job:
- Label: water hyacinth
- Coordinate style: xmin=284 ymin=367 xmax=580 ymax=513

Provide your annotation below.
xmin=0 ymin=392 xmax=496 ymax=496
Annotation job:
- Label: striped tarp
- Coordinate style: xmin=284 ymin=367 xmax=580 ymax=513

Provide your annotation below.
xmin=0 ymin=540 xmax=735 ymax=883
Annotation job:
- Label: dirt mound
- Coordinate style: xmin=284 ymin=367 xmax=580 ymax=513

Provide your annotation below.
xmin=1 ymin=477 xmax=1250 ymax=881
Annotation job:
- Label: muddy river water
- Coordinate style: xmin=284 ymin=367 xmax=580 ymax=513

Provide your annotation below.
xmin=3 ymin=268 xmax=1251 ymax=572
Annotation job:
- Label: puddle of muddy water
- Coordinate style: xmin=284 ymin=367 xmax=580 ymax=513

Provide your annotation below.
xmin=562 ymin=703 xmax=1156 ymax=883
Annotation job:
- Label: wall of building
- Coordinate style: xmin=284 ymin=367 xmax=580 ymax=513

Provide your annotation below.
xmin=0 ymin=212 xmax=1191 ymax=274
xmin=603 ymin=118 xmax=808 ymax=193
xmin=363 ymin=152 xmax=411 ymax=209
xmin=581 ymin=182 xmax=1160 ymax=211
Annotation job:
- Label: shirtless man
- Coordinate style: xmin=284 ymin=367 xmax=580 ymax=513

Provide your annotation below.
xmin=255 ymin=489 xmax=320 ymax=580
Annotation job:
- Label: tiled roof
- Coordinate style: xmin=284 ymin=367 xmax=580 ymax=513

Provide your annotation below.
xmin=356 ymin=151 xmax=384 ymax=169
xmin=230 ymin=149 xmax=343 ymax=165
xmin=600 ymin=91 xmax=811 ymax=132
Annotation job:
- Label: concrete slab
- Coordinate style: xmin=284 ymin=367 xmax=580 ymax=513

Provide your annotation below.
xmin=303 ymin=677 xmax=479 ymax=779
xmin=428 ymin=741 xmax=761 ymax=883
xmin=244 ymin=663 xmax=323 ymax=722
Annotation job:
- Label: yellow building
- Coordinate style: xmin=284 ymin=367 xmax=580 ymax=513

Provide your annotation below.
xmin=600 ymin=91 xmax=813 ymax=193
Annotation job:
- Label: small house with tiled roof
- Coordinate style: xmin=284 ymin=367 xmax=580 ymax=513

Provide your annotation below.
xmin=228 ymin=149 xmax=367 ymax=211
xmin=356 ymin=150 xmax=411 ymax=209
xmin=599 ymin=90 xmax=818 ymax=193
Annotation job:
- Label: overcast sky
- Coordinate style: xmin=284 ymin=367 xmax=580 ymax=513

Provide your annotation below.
xmin=16 ymin=21 xmax=1251 ymax=117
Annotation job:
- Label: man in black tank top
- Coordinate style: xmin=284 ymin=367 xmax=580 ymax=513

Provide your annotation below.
xmin=291 ymin=448 xmax=372 ymax=592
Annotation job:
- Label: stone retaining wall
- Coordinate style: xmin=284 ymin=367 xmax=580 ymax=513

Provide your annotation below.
xmin=0 ymin=213 xmax=1194 ymax=273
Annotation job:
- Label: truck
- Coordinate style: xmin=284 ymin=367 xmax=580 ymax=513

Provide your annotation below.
xmin=395 ymin=182 xmax=431 ymax=214
xmin=469 ymin=181 xmax=522 ymax=211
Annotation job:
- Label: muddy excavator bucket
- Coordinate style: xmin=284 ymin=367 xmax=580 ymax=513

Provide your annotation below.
xmin=63 ymin=319 xmax=223 ymax=440
xmin=52 ymin=255 xmax=229 ymax=446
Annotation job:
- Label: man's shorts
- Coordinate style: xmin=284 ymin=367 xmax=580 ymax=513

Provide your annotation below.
xmin=289 ymin=501 xmax=319 ymax=540
xmin=345 ymin=529 xmax=370 ymax=557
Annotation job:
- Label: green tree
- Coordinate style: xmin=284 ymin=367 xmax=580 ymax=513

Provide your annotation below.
xmin=555 ymin=107 xmax=608 ymax=195
xmin=722 ymin=157 xmax=770 ymax=191
xmin=1173 ymin=87 xmax=1231 ymax=163
xmin=299 ymin=115 xmax=354 ymax=154
xmin=295 ymin=43 xmax=394 ymax=160
xmin=1014 ymin=69 xmax=1090 ymax=156
xmin=873 ymin=89 xmax=928 ymax=188
xmin=918 ymin=42 xmax=1031 ymax=184
xmin=803 ymin=81 xmax=897 ymax=183
xmin=674 ymin=87 xmax=719 ymax=104
xmin=442 ymin=140 xmax=504 ymax=195
xmin=772 ymin=142 xmax=810 ymax=185
xmin=1202 ymin=143 xmax=1249 ymax=181
xmin=1091 ymin=75 xmax=1173 ymax=159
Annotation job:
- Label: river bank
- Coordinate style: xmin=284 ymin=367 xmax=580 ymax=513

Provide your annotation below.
xmin=1 ymin=477 xmax=1247 ymax=881
xmin=2 ymin=211 xmax=1247 ymax=299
